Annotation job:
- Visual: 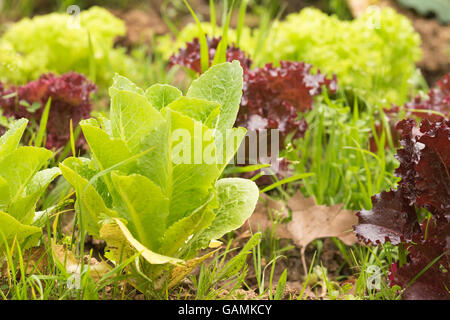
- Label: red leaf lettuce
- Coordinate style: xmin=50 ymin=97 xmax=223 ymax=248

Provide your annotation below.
xmin=355 ymin=118 xmax=450 ymax=300
xmin=0 ymin=72 xmax=96 ymax=150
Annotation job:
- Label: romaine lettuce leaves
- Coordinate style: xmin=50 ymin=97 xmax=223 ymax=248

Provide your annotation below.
xmin=0 ymin=119 xmax=59 ymax=253
xmin=60 ymin=62 xmax=259 ymax=278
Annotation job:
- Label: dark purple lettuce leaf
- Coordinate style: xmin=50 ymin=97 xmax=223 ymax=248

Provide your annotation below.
xmin=370 ymin=73 xmax=450 ymax=153
xmin=385 ymin=73 xmax=450 ymax=122
xmin=0 ymin=72 xmax=96 ymax=150
xmin=355 ymin=118 xmax=450 ymax=299
xmin=390 ymin=219 xmax=450 ymax=300
xmin=396 ymin=119 xmax=450 ymax=217
xmin=237 ymin=61 xmax=337 ymax=144
xmin=237 ymin=62 xmax=336 ymax=184
xmin=354 ymin=190 xmax=420 ymax=245
xmin=402 ymin=73 xmax=450 ymax=121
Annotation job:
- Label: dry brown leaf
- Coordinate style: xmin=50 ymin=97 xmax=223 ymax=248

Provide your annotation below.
xmin=52 ymin=244 xmax=111 ymax=282
xmin=248 ymin=192 xmax=358 ymax=273
xmin=247 ymin=193 xmax=289 ymax=234
xmin=249 ymin=193 xmax=357 ymax=247
xmin=286 ymin=192 xmax=358 ymax=249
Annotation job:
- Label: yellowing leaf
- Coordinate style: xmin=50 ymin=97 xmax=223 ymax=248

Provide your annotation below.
xmin=168 ymin=249 xmax=218 ymax=289
xmin=208 ymin=240 xmax=222 ymax=248
xmin=100 ymin=219 xmax=183 ymax=265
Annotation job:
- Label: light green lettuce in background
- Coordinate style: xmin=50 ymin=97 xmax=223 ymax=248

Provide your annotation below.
xmin=0 ymin=6 xmax=144 ymax=89
xmin=263 ymin=8 xmax=422 ymax=106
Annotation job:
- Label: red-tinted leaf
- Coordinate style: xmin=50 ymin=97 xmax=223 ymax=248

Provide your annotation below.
xmin=385 ymin=73 xmax=450 ymax=123
xmin=356 ymin=118 xmax=450 ymax=299
xmin=396 ymin=119 xmax=450 ymax=217
xmin=235 ymin=62 xmax=336 ymax=183
xmin=354 ymin=190 xmax=420 ymax=245
xmin=237 ymin=61 xmax=337 ymax=144
xmin=370 ymin=73 xmax=450 ymax=153
xmin=403 ymin=73 xmax=450 ymax=121
xmin=0 ymin=72 xmax=96 ymax=150
xmin=390 ymin=219 xmax=450 ymax=300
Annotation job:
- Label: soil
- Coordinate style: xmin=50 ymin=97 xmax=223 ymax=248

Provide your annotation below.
xmin=223 ymin=225 xmax=354 ymax=299
xmin=384 ymin=0 xmax=450 ymax=85
xmin=405 ymin=15 xmax=450 ymax=85
xmin=112 ymin=8 xmax=169 ymax=48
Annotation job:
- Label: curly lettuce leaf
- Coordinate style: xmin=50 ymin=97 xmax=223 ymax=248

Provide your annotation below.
xmin=162 ymin=7 xmax=421 ymax=105
xmin=0 ymin=72 xmax=96 ymax=150
xmin=355 ymin=118 xmax=450 ymax=299
xmin=0 ymin=6 xmax=142 ymax=88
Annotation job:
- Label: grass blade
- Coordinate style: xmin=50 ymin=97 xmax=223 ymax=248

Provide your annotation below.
xmin=35 ymin=97 xmax=51 ymax=148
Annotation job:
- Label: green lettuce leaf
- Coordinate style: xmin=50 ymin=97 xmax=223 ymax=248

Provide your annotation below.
xmin=111 ymin=172 xmax=169 ymax=251
xmin=0 ymin=118 xmax=28 ymax=160
xmin=187 ymin=60 xmax=243 ymax=134
xmin=0 ymin=119 xmax=58 ymax=253
xmin=0 ymin=211 xmax=41 ymax=252
xmin=145 ymin=84 xmax=182 ymax=110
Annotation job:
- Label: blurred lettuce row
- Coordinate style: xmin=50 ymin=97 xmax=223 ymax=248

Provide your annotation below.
xmin=157 ymin=7 xmax=422 ymax=106
xmin=157 ymin=22 xmax=257 ymax=63
xmin=0 ymin=6 xmax=144 ymax=90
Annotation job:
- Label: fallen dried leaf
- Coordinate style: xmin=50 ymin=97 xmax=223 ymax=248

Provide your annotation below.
xmin=248 ymin=192 xmax=358 ymax=273
xmin=286 ymin=192 xmax=358 ymax=248
xmin=247 ymin=194 xmax=289 ymax=234
xmin=52 ymin=244 xmax=111 ymax=282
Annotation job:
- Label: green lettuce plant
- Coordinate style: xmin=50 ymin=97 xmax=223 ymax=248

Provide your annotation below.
xmin=263 ymin=8 xmax=422 ymax=105
xmin=59 ymin=61 xmax=260 ymax=289
xmin=0 ymin=119 xmax=60 ymax=253
xmin=0 ymin=6 xmax=143 ymax=89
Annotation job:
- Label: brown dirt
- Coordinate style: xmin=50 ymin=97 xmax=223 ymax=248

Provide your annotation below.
xmin=409 ymin=16 xmax=450 ymax=84
xmin=112 ymin=8 xmax=169 ymax=47
xmin=231 ymin=221 xmax=353 ymax=299
xmin=384 ymin=0 xmax=450 ymax=84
